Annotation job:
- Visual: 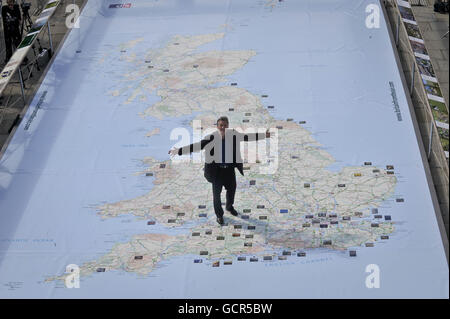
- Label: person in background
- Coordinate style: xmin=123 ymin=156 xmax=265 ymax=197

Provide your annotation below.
xmin=2 ymin=0 xmax=22 ymax=64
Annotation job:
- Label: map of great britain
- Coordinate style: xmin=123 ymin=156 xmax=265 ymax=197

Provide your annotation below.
xmin=49 ymin=32 xmax=396 ymax=281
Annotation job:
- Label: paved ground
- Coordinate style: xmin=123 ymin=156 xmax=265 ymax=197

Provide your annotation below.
xmin=0 ymin=0 xmax=86 ymax=149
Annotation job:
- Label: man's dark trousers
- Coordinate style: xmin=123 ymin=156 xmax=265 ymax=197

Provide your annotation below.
xmin=212 ymin=166 xmax=236 ymax=218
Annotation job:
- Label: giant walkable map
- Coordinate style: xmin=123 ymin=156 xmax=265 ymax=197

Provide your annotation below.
xmin=0 ymin=0 xmax=448 ymax=298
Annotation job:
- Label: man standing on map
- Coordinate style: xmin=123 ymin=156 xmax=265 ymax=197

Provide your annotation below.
xmin=169 ymin=116 xmax=270 ymax=225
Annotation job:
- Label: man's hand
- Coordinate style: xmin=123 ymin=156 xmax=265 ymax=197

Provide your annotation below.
xmin=266 ymin=128 xmax=271 ymax=138
xmin=168 ymin=147 xmax=179 ymax=156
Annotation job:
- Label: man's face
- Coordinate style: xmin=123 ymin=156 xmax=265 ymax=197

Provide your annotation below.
xmin=217 ymin=120 xmax=228 ymax=137
xmin=7 ymin=0 xmax=14 ymax=8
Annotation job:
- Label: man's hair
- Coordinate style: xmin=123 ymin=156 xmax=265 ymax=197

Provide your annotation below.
xmin=216 ymin=116 xmax=229 ymax=125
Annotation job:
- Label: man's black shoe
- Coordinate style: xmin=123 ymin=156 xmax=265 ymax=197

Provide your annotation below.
xmin=227 ymin=207 xmax=239 ymax=216
xmin=217 ymin=217 xmax=224 ymax=225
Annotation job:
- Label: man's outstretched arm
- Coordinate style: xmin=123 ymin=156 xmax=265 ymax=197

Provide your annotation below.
xmin=168 ymin=135 xmax=214 ymax=156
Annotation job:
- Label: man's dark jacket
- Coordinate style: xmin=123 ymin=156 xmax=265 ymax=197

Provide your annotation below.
xmin=177 ymin=129 xmax=266 ymax=183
